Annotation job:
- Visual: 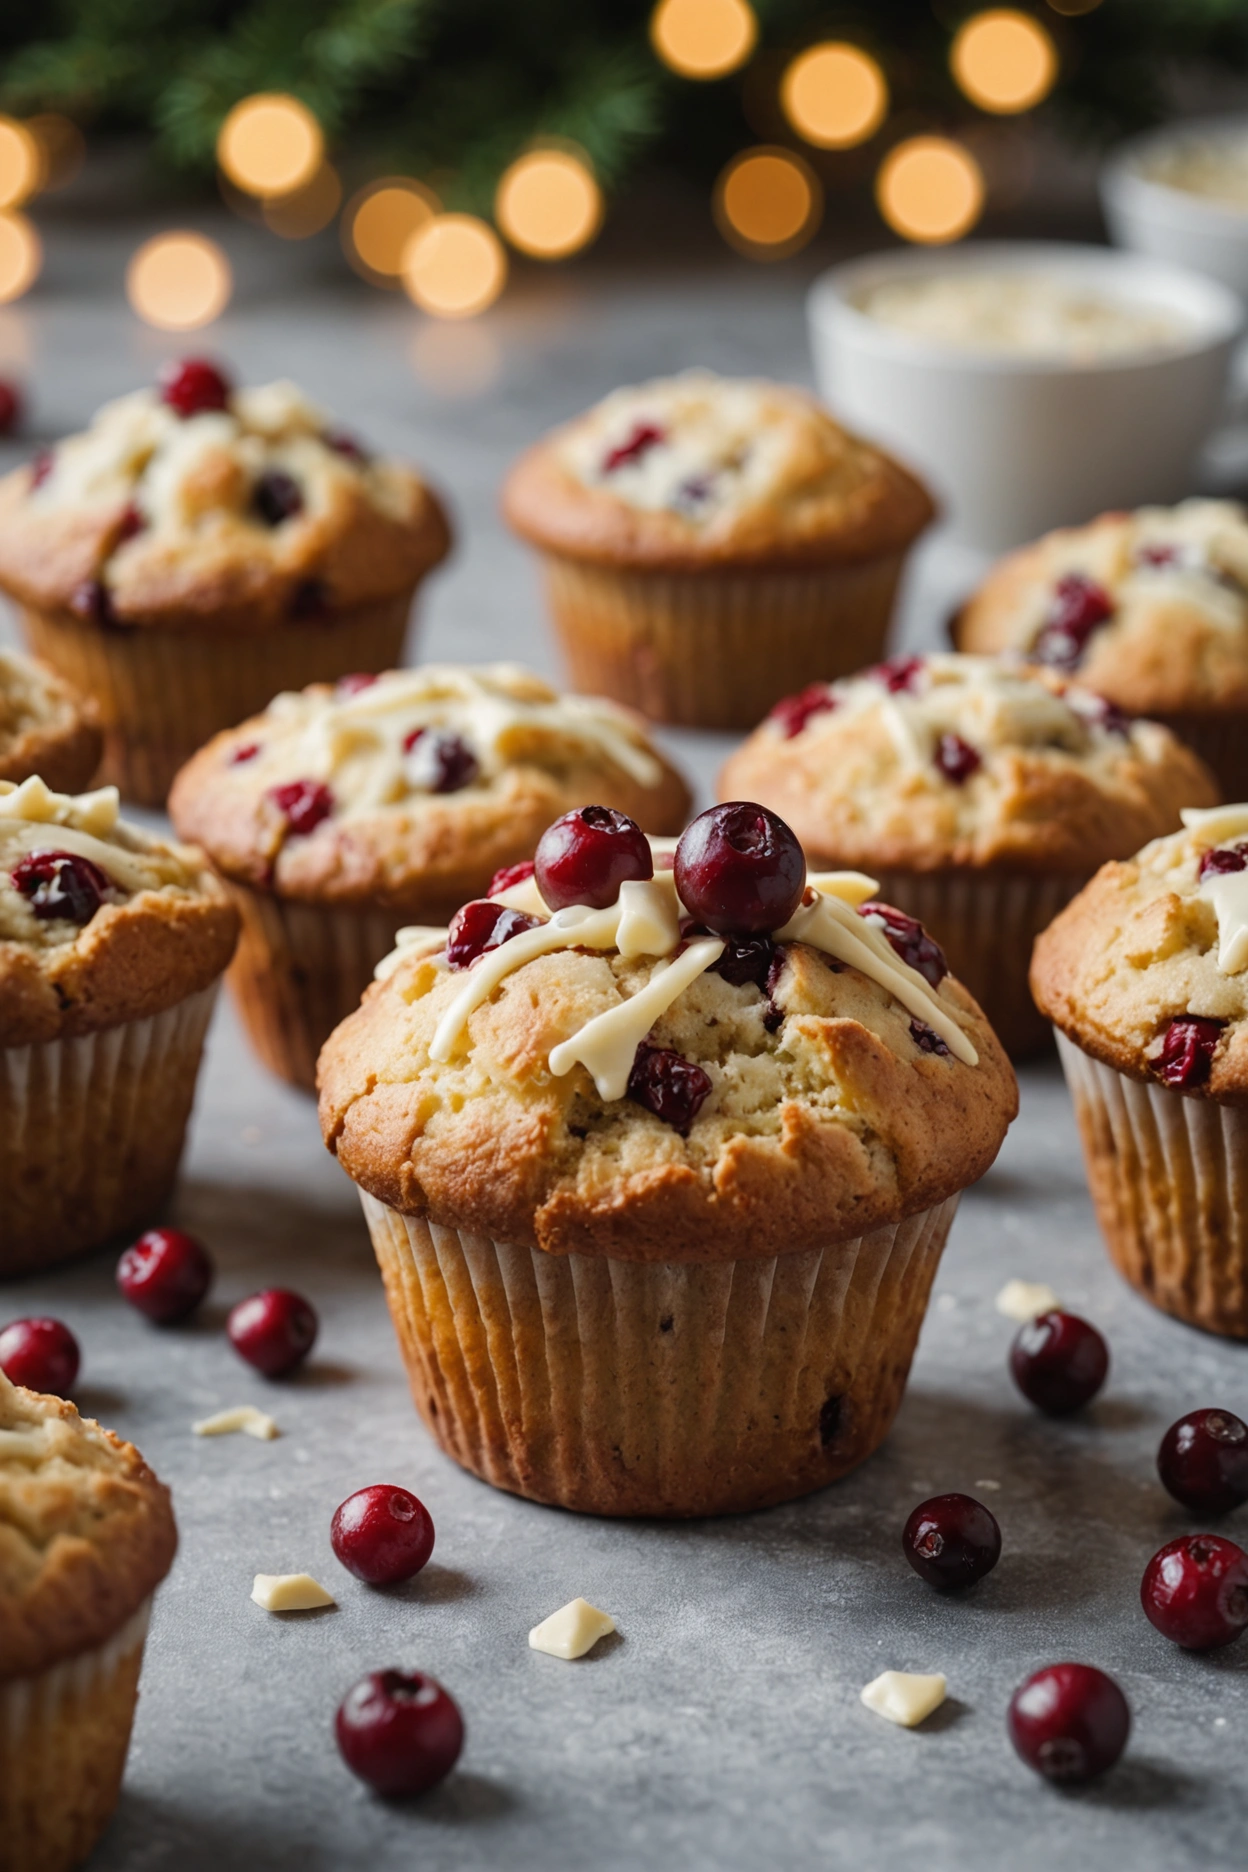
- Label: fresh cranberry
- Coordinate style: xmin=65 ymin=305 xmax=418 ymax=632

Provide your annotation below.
xmin=1136 ymin=542 xmax=1179 ymax=567
xmin=867 ymin=655 xmax=925 ymax=694
xmin=602 ymin=421 xmax=665 ymax=473
xmin=1032 ymin=573 xmax=1115 ymax=670
xmin=1158 ymin=1408 xmax=1248 ymax=1515
xmin=1155 ymin=1016 xmax=1223 ymax=1091
xmin=933 ymin=732 xmax=981 ymax=785
xmin=1082 ymin=692 xmax=1132 ymax=737
xmin=230 ymin=741 xmax=261 ymax=765
xmin=902 ymin=1493 xmax=1001 ymax=1590
xmin=253 ymin=469 xmax=304 ymax=525
xmin=0 ymin=1317 xmax=79 ymax=1394
xmin=0 ymin=380 xmax=22 ymax=434
xmin=769 ymin=685 xmax=837 ymax=739
xmin=115 ymin=503 xmax=145 ymax=544
xmin=331 ymin=1485 xmax=436 ymax=1585
xmin=159 ymin=357 xmax=232 ymax=418
xmin=1141 ymin=1535 xmax=1248 ymax=1650
xmin=336 ymin=672 xmax=379 ymax=697
xmin=268 ymin=779 xmax=334 ymax=837
xmin=324 ymin=429 xmax=369 ymax=464
xmin=335 ymin=1669 xmax=463 ymax=1797
xmin=11 ymin=849 xmax=110 ymax=923
xmin=116 ymin=1227 xmax=213 ymax=1324
xmin=29 ymin=447 xmax=53 ymax=489
xmin=857 ymin=903 xmax=948 ymax=989
xmin=536 ymin=806 xmax=653 ymax=912
xmin=1010 ymin=1310 xmax=1108 ymax=1416
xmin=488 ymin=859 xmax=535 ymax=897
xmin=710 ymin=931 xmax=776 ymax=990
xmin=910 ymin=1019 xmax=950 ymax=1055
xmin=1008 ymin=1664 xmax=1130 ymax=1785
xmin=626 ymin=1042 xmax=711 ymax=1135
xmin=1199 ymin=844 xmax=1248 ymax=880
xmin=402 ymin=728 xmax=479 ymax=794
xmin=675 ymin=803 xmax=805 ymax=935
xmin=445 ymin=900 xmax=542 ymax=970
xmin=68 ymin=577 xmax=114 ymax=626
xmin=227 ymin=1289 xmax=318 ymax=1378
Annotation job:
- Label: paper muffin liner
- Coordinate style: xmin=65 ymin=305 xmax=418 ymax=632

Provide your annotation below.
xmin=538 ymin=551 xmax=907 ymax=731
xmin=1055 ymin=1030 xmax=1248 ymax=1338
xmin=226 ymin=884 xmax=406 ymax=1092
xmin=871 ymin=867 xmax=1090 ymax=1060
xmin=0 ymin=1597 xmax=151 ymax=1872
xmin=0 ymin=985 xmax=218 ymax=1278
xmin=20 ymin=591 xmax=416 ymax=807
xmin=360 ymin=1190 xmax=960 ymax=1518
xmin=1148 ymin=708 xmax=1248 ymax=804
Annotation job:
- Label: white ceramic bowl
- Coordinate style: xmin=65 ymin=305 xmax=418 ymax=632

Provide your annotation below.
xmin=1102 ymin=117 xmax=1248 ymax=299
xmin=807 ymin=242 xmax=1243 ymax=554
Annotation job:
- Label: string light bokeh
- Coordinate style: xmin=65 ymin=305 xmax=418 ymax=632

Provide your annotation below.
xmin=263 ymin=163 xmax=342 ymax=239
xmin=0 ymin=214 xmax=40 ymax=305
xmin=0 ymin=119 xmax=41 ymax=211
xmin=876 ymin=136 xmax=985 ymax=243
xmin=715 ymin=147 xmax=821 ymax=259
xmin=343 ymin=180 xmax=439 ymax=286
xmin=126 ymin=233 xmax=232 ymax=330
xmin=495 ymin=150 xmax=603 ymax=260
xmin=650 ymin=0 xmax=757 ymax=80
xmin=781 ymin=45 xmax=888 ymax=150
xmin=951 ymin=10 xmax=1058 ymax=114
xmin=217 ymin=94 xmax=323 ymax=199
xmin=401 ymin=214 xmax=507 ymax=319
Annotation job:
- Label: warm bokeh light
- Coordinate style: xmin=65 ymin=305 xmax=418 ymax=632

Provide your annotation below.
xmin=951 ymin=10 xmax=1058 ymax=114
xmin=495 ymin=150 xmax=602 ymax=259
xmin=714 ymin=147 xmax=821 ymax=259
xmin=217 ymin=94 xmax=323 ymax=199
xmin=263 ymin=163 xmax=342 ymax=239
xmin=402 ymin=214 xmax=507 ymax=319
xmin=876 ymin=136 xmax=985 ymax=243
xmin=27 ymin=114 xmax=85 ymax=191
xmin=650 ymin=0 xmax=757 ymax=79
xmin=126 ymin=232 xmax=232 ymax=330
xmin=1046 ymin=0 xmax=1101 ymax=14
xmin=343 ymin=179 xmax=439 ymax=286
xmin=0 ymin=213 xmax=40 ymax=304
xmin=781 ymin=44 xmax=888 ymax=150
xmin=0 ymin=119 xmax=41 ymax=210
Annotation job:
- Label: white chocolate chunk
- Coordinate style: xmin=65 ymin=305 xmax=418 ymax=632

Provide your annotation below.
xmin=1199 ymin=866 xmax=1248 ymax=975
xmin=1182 ymin=803 xmax=1248 ymax=841
xmin=490 ymin=875 xmax=548 ymax=916
xmin=193 ymin=1405 xmax=280 ymax=1440
xmin=549 ymin=937 xmax=725 ymax=1100
xmin=806 ymin=870 xmax=880 ymax=906
xmin=860 ymin=1671 xmax=947 ymax=1728
xmin=614 ymin=873 xmax=682 ymax=959
xmin=250 ymin=1573 xmax=335 ymax=1612
xmin=528 ymin=1597 xmax=616 ymax=1660
xmin=995 ymin=1279 xmax=1060 ymax=1323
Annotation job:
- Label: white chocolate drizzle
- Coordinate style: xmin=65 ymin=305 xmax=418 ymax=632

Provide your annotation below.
xmin=549 ymin=937 xmax=725 ymax=1099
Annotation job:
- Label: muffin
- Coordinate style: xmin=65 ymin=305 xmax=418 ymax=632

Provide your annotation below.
xmin=0 ymin=362 xmax=451 ymax=804
xmin=318 ymin=801 xmax=1016 ymax=1516
xmin=721 ymin=653 xmax=1218 ymax=1057
xmin=502 ymin=370 xmax=934 ymax=730
xmin=0 ymin=648 xmax=100 ymax=793
xmin=169 ymin=662 xmax=691 ymax=1092
xmin=1033 ymin=801 xmax=1248 ymax=1338
xmin=0 ymin=1367 xmax=176 ymax=1872
xmin=955 ymin=499 xmax=1248 ymax=799
xmin=0 ymin=774 xmax=238 ymax=1275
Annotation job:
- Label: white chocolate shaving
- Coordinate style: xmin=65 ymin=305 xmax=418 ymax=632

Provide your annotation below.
xmin=528 ymin=1597 xmax=616 ymax=1659
xmin=250 ymin=1573 xmax=335 ymax=1612
xmin=995 ymin=1279 xmax=1060 ymax=1323
xmin=1199 ymin=866 xmax=1248 ymax=974
xmin=806 ymin=871 xmax=879 ymax=906
xmin=860 ymin=1671 xmax=947 ymax=1728
xmin=549 ymin=937 xmax=725 ymax=1099
xmin=193 ymin=1405 xmax=280 ymax=1440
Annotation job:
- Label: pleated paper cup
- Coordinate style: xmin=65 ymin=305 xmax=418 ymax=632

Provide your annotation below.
xmin=0 ymin=986 xmax=218 ymax=1278
xmin=20 ymin=593 xmax=414 ymax=807
xmin=226 ymin=885 xmax=407 ymax=1092
xmin=871 ymin=867 xmax=1090 ymax=1060
xmin=1055 ymin=1030 xmax=1248 ymax=1338
xmin=360 ymin=1190 xmax=960 ymax=1518
xmin=0 ymin=1597 xmax=151 ymax=1872
xmin=539 ymin=551 xmax=907 ymax=731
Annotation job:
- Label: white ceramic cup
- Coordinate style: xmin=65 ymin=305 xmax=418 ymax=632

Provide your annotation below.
xmin=1101 ymin=117 xmax=1248 ymax=300
xmin=807 ymin=242 xmax=1243 ymax=554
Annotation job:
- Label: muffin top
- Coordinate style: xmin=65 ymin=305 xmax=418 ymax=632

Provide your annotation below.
xmin=720 ymin=653 xmax=1218 ymax=874
xmin=318 ymin=803 xmax=1016 ymax=1261
xmin=502 ymin=370 xmax=934 ymax=571
xmin=1032 ymin=802 xmax=1248 ymax=1103
xmin=169 ymin=663 xmax=691 ymax=916
xmin=0 ymin=1368 xmax=176 ymax=1680
xmin=0 ymin=647 xmax=101 ymax=793
xmin=0 ymin=366 xmax=451 ymax=630
xmin=0 ymin=774 xmax=238 ymax=1047
xmin=956 ymin=500 xmax=1248 ymax=713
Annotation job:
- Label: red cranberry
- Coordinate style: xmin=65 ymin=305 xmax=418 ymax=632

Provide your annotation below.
xmin=933 ymin=732 xmax=981 ymax=785
xmin=1199 ymin=843 xmax=1248 ymax=880
xmin=228 ymin=1289 xmax=318 ymax=1378
xmin=446 ymin=900 xmax=542 ymax=970
xmin=159 ymin=357 xmax=232 ymax=418
xmin=1136 ymin=541 xmax=1179 ymax=567
xmin=1082 ymin=692 xmax=1132 ymax=737
xmin=0 ymin=379 xmax=22 ymax=434
xmin=536 ymin=806 xmax=653 ymax=912
xmin=488 ymin=859 xmax=535 ymax=897
xmin=268 ymin=779 xmax=334 ymax=837
xmin=602 ymin=421 xmax=665 ymax=473
xmin=1141 ymin=1534 xmax=1248 ymax=1650
xmin=11 ymin=849 xmax=110 ymax=923
xmin=1155 ymin=1016 xmax=1223 ymax=1091
xmin=857 ymin=903 xmax=948 ymax=989
xmin=68 ymin=577 xmax=114 ymax=626
xmin=1032 ymin=573 xmax=1115 ymax=670
xmin=1008 ymin=1663 xmax=1130 ymax=1785
xmin=626 ymin=1042 xmax=711 ymax=1135
xmin=903 ymin=1493 xmax=1001 ymax=1590
xmin=675 ymin=803 xmax=805 ymax=935
xmin=29 ymin=447 xmax=53 ymax=489
xmin=331 ymin=1485 xmax=435 ymax=1585
xmin=253 ymin=469 xmax=304 ymax=525
xmin=117 ymin=1227 xmax=213 ymax=1324
xmin=325 ymin=429 xmax=369 ymax=464
xmin=1010 ymin=1310 xmax=1108 ymax=1416
xmin=910 ymin=1018 xmax=950 ymax=1055
xmin=1158 ymin=1408 xmax=1248 ymax=1515
xmin=402 ymin=728 xmax=479 ymax=794
xmin=335 ymin=1669 xmax=463 ymax=1797
xmin=115 ymin=503 xmax=145 ymax=544
xmin=230 ymin=741 xmax=261 ymax=765
xmin=336 ymin=672 xmax=379 ymax=697
xmin=867 ymin=654 xmax=925 ymax=694
xmin=0 ymin=1317 xmax=79 ymax=1394
xmin=769 ymin=685 xmax=837 ymax=739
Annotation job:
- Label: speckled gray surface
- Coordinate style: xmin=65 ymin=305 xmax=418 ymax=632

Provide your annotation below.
xmin=2 ymin=206 xmax=1247 ymax=1871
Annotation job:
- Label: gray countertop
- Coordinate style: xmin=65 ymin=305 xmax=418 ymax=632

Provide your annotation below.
xmin=3 ymin=207 xmax=1246 ymax=1871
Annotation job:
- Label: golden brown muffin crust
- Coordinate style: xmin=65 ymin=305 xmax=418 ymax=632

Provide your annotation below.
xmin=0 ymin=649 xmax=100 ymax=793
